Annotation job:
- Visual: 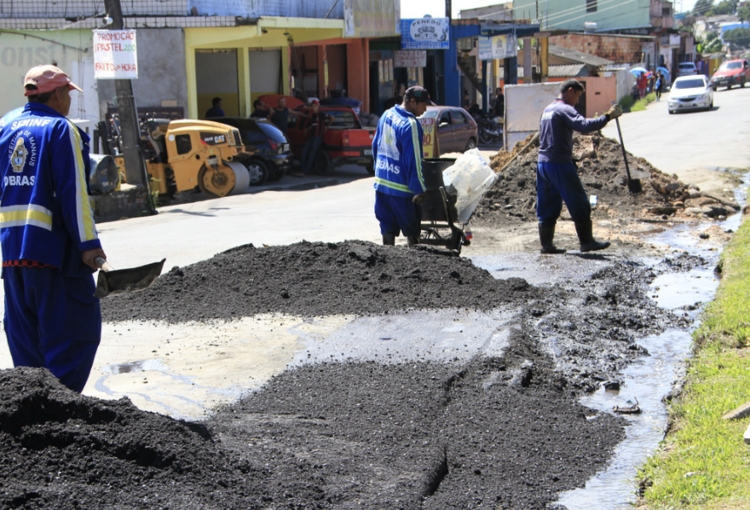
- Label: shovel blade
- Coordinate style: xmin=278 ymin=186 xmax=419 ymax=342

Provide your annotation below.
xmin=628 ymin=179 xmax=643 ymax=194
xmin=95 ymin=259 xmax=166 ymax=298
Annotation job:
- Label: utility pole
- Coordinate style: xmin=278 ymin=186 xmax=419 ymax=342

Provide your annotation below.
xmin=103 ymin=0 xmax=151 ymax=199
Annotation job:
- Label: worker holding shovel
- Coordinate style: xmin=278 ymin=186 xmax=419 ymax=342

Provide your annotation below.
xmin=0 ymin=65 xmax=107 ymax=393
xmin=536 ymin=79 xmax=621 ymax=254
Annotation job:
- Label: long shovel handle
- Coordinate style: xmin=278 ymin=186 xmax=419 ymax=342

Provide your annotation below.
xmin=614 ymin=117 xmax=633 ymax=182
xmin=94 ymin=256 xmax=114 ymax=272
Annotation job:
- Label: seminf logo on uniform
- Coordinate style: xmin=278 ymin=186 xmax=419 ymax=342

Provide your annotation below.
xmin=5 ymin=134 xmax=36 ymax=187
xmin=11 ymin=137 xmax=28 ymax=173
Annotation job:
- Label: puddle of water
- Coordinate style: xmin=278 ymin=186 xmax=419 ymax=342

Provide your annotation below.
xmin=290 ymin=308 xmax=520 ymax=366
xmin=555 ymin=173 xmax=749 ymax=508
xmin=470 ymin=251 xmax=611 ymax=286
xmin=555 ymin=329 xmax=692 ymax=509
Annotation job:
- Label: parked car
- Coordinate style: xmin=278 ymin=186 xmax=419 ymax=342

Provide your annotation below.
xmin=418 ymin=106 xmax=478 ymax=157
xmin=676 ymin=62 xmax=698 ymax=77
xmin=709 ymin=59 xmax=750 ymax=90
xmin=668 ymin=75 xmax=714 ymax=114
xmin=274 ymin=97 xmax=375 ymax=175
xmin=213 ymin=116 xmax=293 ymax=183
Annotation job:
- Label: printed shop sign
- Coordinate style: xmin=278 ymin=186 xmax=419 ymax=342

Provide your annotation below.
xmin=400 ymin=18 xmax=449 ymax=50
xmin=477 ymin=34 xmax=517 ymax=61
xmin=93 ymin=30 xmax=138 ymax=79
xmin=394 ymin=50 xmax=426 ymax=68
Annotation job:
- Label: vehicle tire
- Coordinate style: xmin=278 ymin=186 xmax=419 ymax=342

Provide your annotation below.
xmin=742 ymin=78 xmax=746 ymax=88
xmin=314 ymin=152 xmax=334 ymax=175
xmin=245 ymin=159 xmax=269 ymax=186
xmin=365 ymin=163 xmax=375 ymax=175
xmin=668 ymin=109 xmax=674 ymax=115
xmin=727 ymin=83 xmax=732 ymax=90
xmin=478 ymin=129 xmax=492 ymax=144
xmin=464 ymin=138 xmax=477 ymax=151
xmin=266 ymin=162 xmax=283 ymax=182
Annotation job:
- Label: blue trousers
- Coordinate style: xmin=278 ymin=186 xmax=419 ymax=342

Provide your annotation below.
xmin=301 ymin=135 xmax=323 ymax=175
xmin=375 ymin=192 xmax=422 ymax=237
xmin=536 ymin=161 xmax=591 ymax=223
xmin=3 ymin=267 xmax=101 ymax=393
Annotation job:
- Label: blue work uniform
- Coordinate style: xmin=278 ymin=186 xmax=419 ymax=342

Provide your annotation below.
xmin=371 ymin=105 xmax=426 ymax=237
xmin=536 ymin=99 xmax=608 ymax=222
xmin=0 ymin=102 xmax=102 ymax=393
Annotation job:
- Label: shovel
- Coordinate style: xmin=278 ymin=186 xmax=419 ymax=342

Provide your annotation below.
xmin=94 ymin=257 xmax=166 ymax=298
xmin=614 ymin=117 xmax=642 ymax=194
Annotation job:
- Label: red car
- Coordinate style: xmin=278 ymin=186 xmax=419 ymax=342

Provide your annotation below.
xmin=709 ymin=59 xmax=750 ymax=90
xmin=258 ymin=95 xmax=374 ymax=175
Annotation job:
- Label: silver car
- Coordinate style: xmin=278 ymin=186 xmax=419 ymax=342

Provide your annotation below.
xmin=668 ymin=75 xmax=714 ymax=114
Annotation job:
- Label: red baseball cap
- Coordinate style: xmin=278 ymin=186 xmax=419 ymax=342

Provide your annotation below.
xmin=23 ymin=65 xmax=83 ymax=97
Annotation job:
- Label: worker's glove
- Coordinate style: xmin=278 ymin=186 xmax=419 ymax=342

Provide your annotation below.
xmin=412 ymin=193 xmax=424 ymax=205
xmin=606 ymin=104 xmax=622 ymax=121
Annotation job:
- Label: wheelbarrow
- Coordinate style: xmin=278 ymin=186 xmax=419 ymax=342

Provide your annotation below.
xmin=418 ymin=158 xmax=469 ymax=254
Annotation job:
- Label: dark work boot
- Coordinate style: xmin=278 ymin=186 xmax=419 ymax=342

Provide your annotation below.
xmin=574 ymin=220 xmax=610 ymax=252
xmin=538 ymin=221 xmax=566 ymax=254
xmin=406 ymin=235 xmax=420 ymax=248
xmin=382 ymin=234 xmax=396 ymax=246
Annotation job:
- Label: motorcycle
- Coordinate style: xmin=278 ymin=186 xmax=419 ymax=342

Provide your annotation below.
xmin=476 ymin=114 xmax=503 ymax=144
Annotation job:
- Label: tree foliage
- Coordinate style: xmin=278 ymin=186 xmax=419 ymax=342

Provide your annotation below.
xmin=698 ymin=31 xmax=725 ymax=53
xmin=739 ymin=5 xmax=750 ymax=22
xmin=723 ymin=27 xmax=750 ymax=48
xmin=708 ymin=0 xmax=738 ymax=15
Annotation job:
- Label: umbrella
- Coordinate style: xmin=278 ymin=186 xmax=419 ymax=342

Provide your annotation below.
xmin=629 ymin=67 xmax=649 ymax=76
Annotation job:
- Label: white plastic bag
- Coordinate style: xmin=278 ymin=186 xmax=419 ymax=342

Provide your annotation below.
xmin=442 ymin=148 xmax=497 ymax=223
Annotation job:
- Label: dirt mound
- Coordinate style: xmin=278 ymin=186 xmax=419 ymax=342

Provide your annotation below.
xmin=0 ymin=367 xmax=268 ymax=509
xmin=472 ymin=133 xmax=734 ymax=227
xmin=101 ymin=240 xmax=538 ymax=323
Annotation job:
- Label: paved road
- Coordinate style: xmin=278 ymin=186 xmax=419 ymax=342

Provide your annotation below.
xmin=601 ymin=85 xmax=750 ymax=191
xmin=1 ymin=88 xmax=749 ymax=418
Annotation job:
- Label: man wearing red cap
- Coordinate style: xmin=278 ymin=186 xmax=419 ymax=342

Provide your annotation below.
xmin=0 ymin=64 xmax=107 ymax=393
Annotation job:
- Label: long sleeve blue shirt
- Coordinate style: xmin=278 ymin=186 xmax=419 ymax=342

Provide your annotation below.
xmin=538 ymin=99 xmax=608 ymax=164
xmin=372 ymin=105 xmax=426 ymax=198
xmin=0 ymin=102 xmax=100 ymax=276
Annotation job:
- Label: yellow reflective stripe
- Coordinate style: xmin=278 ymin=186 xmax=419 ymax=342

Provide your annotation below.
xmin=0 ymin=204 xmax=53 ymax=230
xmin=374 ymin=177 xmax=411 ymax=194
xmin=407 ymin=117 xmax=426 ymax=191
xmin=65 ymin=121 xmax=98 ymax=243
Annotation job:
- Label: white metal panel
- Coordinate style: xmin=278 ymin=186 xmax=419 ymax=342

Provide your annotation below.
xmin=503 ymin=82 xmax=558 ymax=151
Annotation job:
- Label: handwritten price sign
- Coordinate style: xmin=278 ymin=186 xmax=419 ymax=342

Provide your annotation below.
xmin=418 ymin=117 xmax=436 ymax=158
xmin=93 ymin=30 xmax=138 ymax=79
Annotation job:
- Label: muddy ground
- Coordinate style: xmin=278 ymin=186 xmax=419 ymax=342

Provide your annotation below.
xmin=0 ymin=131 xmax=726 ymax=509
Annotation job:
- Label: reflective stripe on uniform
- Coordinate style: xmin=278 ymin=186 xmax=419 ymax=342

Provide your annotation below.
xmin=374 ymin=177 xmax=412 ymax=194
xmin=65 ymin=120 xmax=98 ymax=243
xmin=407 ymin=117 xmax=426 ymax=191
xmin=0 ymin=204 xmax=53 ymax=230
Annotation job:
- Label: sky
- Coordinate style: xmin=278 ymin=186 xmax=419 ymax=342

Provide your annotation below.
xmin=399 ymin=0 xmax=701 ymax=20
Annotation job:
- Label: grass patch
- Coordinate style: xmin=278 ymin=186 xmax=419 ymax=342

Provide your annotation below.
xmin=639 ymin=210 xmax=750 ymax=507
xmin=629 ymin=92 xmax=657 ymax=112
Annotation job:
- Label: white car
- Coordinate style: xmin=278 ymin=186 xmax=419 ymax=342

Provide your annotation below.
xmin=668 ymin=75 xmax=714 ymax=114
xmin=677 ymin=62 xmax=698 ymax=77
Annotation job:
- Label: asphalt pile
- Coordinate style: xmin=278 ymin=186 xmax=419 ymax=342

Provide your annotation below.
xmin=473 ymin=133 xmax=736 ymax=227
xmin=101 ymin=240 xmax=538 ymax=323
xmin=0 ymin=237 xmax=701 ymax=508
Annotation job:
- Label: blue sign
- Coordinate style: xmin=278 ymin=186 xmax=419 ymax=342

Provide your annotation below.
xmin=400 ymin=18 xmax=449 ymax=50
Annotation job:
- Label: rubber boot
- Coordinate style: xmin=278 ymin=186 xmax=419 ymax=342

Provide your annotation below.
xmin=538 ymin=222 xmax=566 ymax=254
xmin=382 ymin=233 xmax=396 ymax=246
xmin=406 ymin=235 xmax=419 ymax=248
xmin=574 ymin=219 xmax=610 ymax=252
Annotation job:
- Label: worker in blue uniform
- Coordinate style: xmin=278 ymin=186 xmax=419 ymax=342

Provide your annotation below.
xmin=537 ymin=79 xmax=622 ymax=254
xmin=0 ymin=65 xmax=107 ymax=392
xmin=372 ymin=86 xmax=431 ymax=247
